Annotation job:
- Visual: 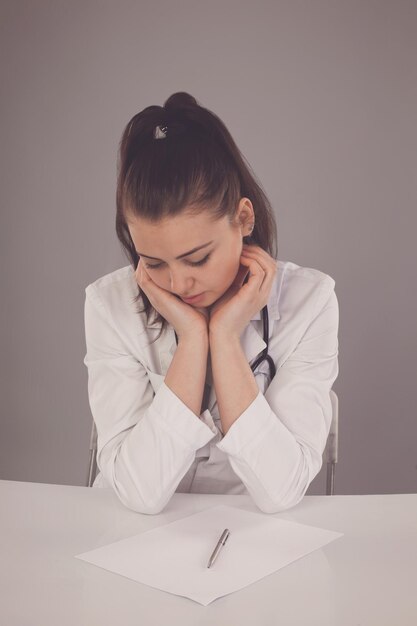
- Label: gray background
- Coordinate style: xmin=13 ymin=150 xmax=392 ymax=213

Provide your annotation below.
xmin=1 ymin=0 xmax=416 ymax=496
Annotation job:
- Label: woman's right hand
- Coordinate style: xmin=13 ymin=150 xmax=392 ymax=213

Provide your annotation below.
xmin=135 ymin=258 xmax=209 ymax=339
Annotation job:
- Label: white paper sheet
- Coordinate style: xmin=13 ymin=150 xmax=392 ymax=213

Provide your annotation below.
xmin=75 ymin=505 xmax=343 ymax=605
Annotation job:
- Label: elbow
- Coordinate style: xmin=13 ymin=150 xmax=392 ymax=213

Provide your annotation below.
xmin=121 ymin=496 xmax=168 ymax=515
xmin=256 ymin=448 xmax=323 ymax=514
xmin=251 ymin=460 xmax=313 ymax=515
xmin=113 ymin=481 xmax=170 ymax=515
xmin=100 ymin=456 xmax=171 ymax=515
xmin=255 ymin=490 xmax=305 ymax=514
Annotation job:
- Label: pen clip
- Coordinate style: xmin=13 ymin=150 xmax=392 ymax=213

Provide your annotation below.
xmin=221 ymin=529 xmax=230 ymax=545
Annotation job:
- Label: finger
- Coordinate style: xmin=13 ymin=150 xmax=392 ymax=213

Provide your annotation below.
xmin=240 ymin=253 xmax=276 ymax=300
xmin=242 ymin=243 xmax=271 ymax=258
xmin=233 ymin=263 xmax=250 ymax=288
xmin=241 ymin=249 xmax=276 ymax=272
xmin=238 ymin=255 xmax=266 ymax=292
xmin=135 ymin=258 xmax=144 ymax=281
xmin=135 ymin=261 xmax=160 ymax=306
xmin=136 ymin=259 xmax=153 ymax=287
xmin=241 ymin=245 xmax=277 ymax=268
xmin=241 ymin=248 xmax=277 ymax=281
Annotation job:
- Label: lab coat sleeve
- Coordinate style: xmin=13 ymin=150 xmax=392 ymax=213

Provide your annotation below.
xmin=216 ymin=277 xmax=339 ymax=514
xmin=83 ymin=286 xmax=216 ymax=515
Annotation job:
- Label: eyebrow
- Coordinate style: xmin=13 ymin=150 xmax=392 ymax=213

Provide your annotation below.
xmin=136 ymin=240 xmax=214 ymax=261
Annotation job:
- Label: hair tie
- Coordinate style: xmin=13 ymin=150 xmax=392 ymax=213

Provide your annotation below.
xmin=154 ymin=124 xmax=168 ymax=139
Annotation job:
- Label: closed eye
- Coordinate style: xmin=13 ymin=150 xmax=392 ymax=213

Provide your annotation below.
xmin=145 ymin=253 xmax=211 ymax=270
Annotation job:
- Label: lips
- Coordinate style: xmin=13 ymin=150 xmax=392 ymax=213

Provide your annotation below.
xmin=181 ymin=292 xmax=205 ymax=302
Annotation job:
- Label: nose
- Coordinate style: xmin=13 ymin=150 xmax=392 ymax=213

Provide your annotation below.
xmin=169 ymin=266 xmax=195 ymax=297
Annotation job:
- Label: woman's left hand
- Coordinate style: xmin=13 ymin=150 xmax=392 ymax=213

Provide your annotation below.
xmin=208 ymin=244 xmax=277 ymax=338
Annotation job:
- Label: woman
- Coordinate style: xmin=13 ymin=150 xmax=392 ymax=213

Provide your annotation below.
xmin=83 ymin=92 xmax=339 ymax=514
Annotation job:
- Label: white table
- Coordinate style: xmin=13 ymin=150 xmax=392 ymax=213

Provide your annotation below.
xmin=1 ymin=480 xmax=416 ymax=625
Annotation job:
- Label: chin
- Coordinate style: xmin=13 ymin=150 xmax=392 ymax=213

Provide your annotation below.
xmin=199 ymin=292 xmax=219 ymax=307
xmin=209 ymin=287 xmax=229 ymax=307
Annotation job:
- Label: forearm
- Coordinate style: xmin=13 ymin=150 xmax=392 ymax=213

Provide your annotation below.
xmin=164 ymin=331 xmax=209 ymax=416
xmin=209 ymin=330 xmax=259 ymax=434
xmin=106 ymin=382 xmax=214 ymax=514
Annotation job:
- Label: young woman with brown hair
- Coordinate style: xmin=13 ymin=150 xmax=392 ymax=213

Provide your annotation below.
xmin=83 ymin=92 xmax=339 ymax=514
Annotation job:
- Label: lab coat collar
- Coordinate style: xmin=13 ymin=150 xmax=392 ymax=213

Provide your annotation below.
xmin=154 ymin=264 xmax=284 ymax=374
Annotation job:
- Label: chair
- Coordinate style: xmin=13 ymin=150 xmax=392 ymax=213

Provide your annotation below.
xmin=86 ymin=419 xmax=98 ymax=488
xmin=86 ymin=389 xmax=339 ymax=494
xmin=324 ymin=389 xmax=339 ymax=495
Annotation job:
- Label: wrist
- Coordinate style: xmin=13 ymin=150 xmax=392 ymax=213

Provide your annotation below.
xmin=179 ymin=327 xmax=209 ymax=345
xmin=209 ymin=326 xmax=240 ymax=344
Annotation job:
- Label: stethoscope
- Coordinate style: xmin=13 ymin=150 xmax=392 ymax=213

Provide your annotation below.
xmin=249 ymin=305 xmax=276 ymax=381
xmin=174 ymin=304 xmax=276 ymax=383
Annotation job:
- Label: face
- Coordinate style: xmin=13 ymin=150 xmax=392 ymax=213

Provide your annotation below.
xmin=127 ymin=200 xmax=254 ymax=308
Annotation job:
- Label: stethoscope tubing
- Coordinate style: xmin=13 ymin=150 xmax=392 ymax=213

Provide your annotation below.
xmin=249 ymin=305 xmax=276 ymax=380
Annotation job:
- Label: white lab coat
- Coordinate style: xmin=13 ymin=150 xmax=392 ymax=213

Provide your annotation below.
xmin=83 ymin=260 xmax=339 ymax=515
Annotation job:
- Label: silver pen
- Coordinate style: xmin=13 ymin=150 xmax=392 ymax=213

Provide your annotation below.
xmin=207 ymin=528 xmax=230 ymax=568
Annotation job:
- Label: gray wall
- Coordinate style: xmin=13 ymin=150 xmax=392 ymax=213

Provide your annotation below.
xmin=1 ymin=0 xmax=416 ymax=496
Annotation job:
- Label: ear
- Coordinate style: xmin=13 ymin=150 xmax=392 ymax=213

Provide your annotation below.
xmin=235 ymin=197 xmax=255 ymax=237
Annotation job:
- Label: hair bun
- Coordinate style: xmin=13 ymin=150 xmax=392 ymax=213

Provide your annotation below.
xmin=164 ymin=92 xmax=199 ymax=112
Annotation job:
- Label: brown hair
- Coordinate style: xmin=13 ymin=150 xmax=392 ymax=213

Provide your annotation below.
xmin=115 ymin=91 xmax=278 ymax=338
